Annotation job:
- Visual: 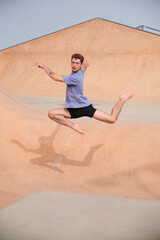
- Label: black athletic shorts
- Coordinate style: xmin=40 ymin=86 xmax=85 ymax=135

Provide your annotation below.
xmin=67 ymin=104 xmax=97 ymax=119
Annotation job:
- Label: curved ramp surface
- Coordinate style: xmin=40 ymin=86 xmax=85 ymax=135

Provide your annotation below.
xmin=0 ymin=88 xmax=160 ymax=209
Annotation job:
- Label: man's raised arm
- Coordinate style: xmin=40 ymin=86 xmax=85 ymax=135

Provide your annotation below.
xmin=82 ymin=60 xmax=89 ymax=73
xmin=35 ymin=62 xmax=64 ymax=83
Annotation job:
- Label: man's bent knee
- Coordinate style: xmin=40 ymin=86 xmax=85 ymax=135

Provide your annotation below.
xmin=48 ymin=110 xmax=56 ymax=120
xmin=109 ymin=116 xmax=117 ymax=124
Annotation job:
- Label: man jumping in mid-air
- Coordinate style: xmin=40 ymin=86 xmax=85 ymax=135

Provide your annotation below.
xmin=35 ymin=53 xmax=134 ymax=134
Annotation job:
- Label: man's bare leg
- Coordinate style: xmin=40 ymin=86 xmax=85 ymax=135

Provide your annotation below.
xmin=48 ymin=108 xmax=84 ymax=134
xmin=93 ymin=92 xmax=134 ymax=123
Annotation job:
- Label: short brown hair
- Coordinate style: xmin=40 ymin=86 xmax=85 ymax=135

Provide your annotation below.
xmin=71 ymin=53 xmax=84 ymax=64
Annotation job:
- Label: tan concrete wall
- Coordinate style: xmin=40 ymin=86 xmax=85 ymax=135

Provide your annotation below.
xmin=0 ymin=19 xmax=160 ymax=209
xmin=0 ymin=19 xmax=160 ymax=102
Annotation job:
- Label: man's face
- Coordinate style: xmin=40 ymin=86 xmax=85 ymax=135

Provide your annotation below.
xmin=71 ymin=58 xmax=82 ymax=72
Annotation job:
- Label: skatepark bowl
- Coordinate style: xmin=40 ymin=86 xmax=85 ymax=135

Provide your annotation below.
xmin=0 ymin=18 xmax=160 ymax=240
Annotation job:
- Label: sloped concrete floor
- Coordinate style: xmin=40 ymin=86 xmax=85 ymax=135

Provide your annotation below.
xmin=0 ymin=96 xmax=158 ymax=240
xmin=0 ymin=191 xmax=160 ymax=240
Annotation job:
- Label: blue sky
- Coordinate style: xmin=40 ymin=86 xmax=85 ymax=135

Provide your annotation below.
xmin=0 ymin=0 xmax=160 ymax=50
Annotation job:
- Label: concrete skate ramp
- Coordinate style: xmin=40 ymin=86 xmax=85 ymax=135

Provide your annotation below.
xmin=0 ymin=18 xmax=160 ymax=102
xmin=0 ymin=88 xmax=160 ymax=209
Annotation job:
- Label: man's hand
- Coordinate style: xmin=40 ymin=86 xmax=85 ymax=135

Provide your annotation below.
xmin=82 ymin=60 xmax=89 ymax=73
xmin=83 ymin=61 xmax=90 ymax=68
xmin=35 ymin=62 xmax=45 ymax=69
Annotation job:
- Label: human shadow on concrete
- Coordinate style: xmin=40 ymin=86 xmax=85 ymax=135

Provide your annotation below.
xmin=12 ymin=125 xmax=103 ymax=173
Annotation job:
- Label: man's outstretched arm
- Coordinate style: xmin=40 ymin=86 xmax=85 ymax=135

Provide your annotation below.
xmin=82 ymin=60 xmax=89 ymax=73
xmin=35 ymin=62 xmax=64 ymax=83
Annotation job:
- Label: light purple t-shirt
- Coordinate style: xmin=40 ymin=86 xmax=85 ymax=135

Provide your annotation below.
xmin=63 ymin=68 xmax=91 ymax=108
